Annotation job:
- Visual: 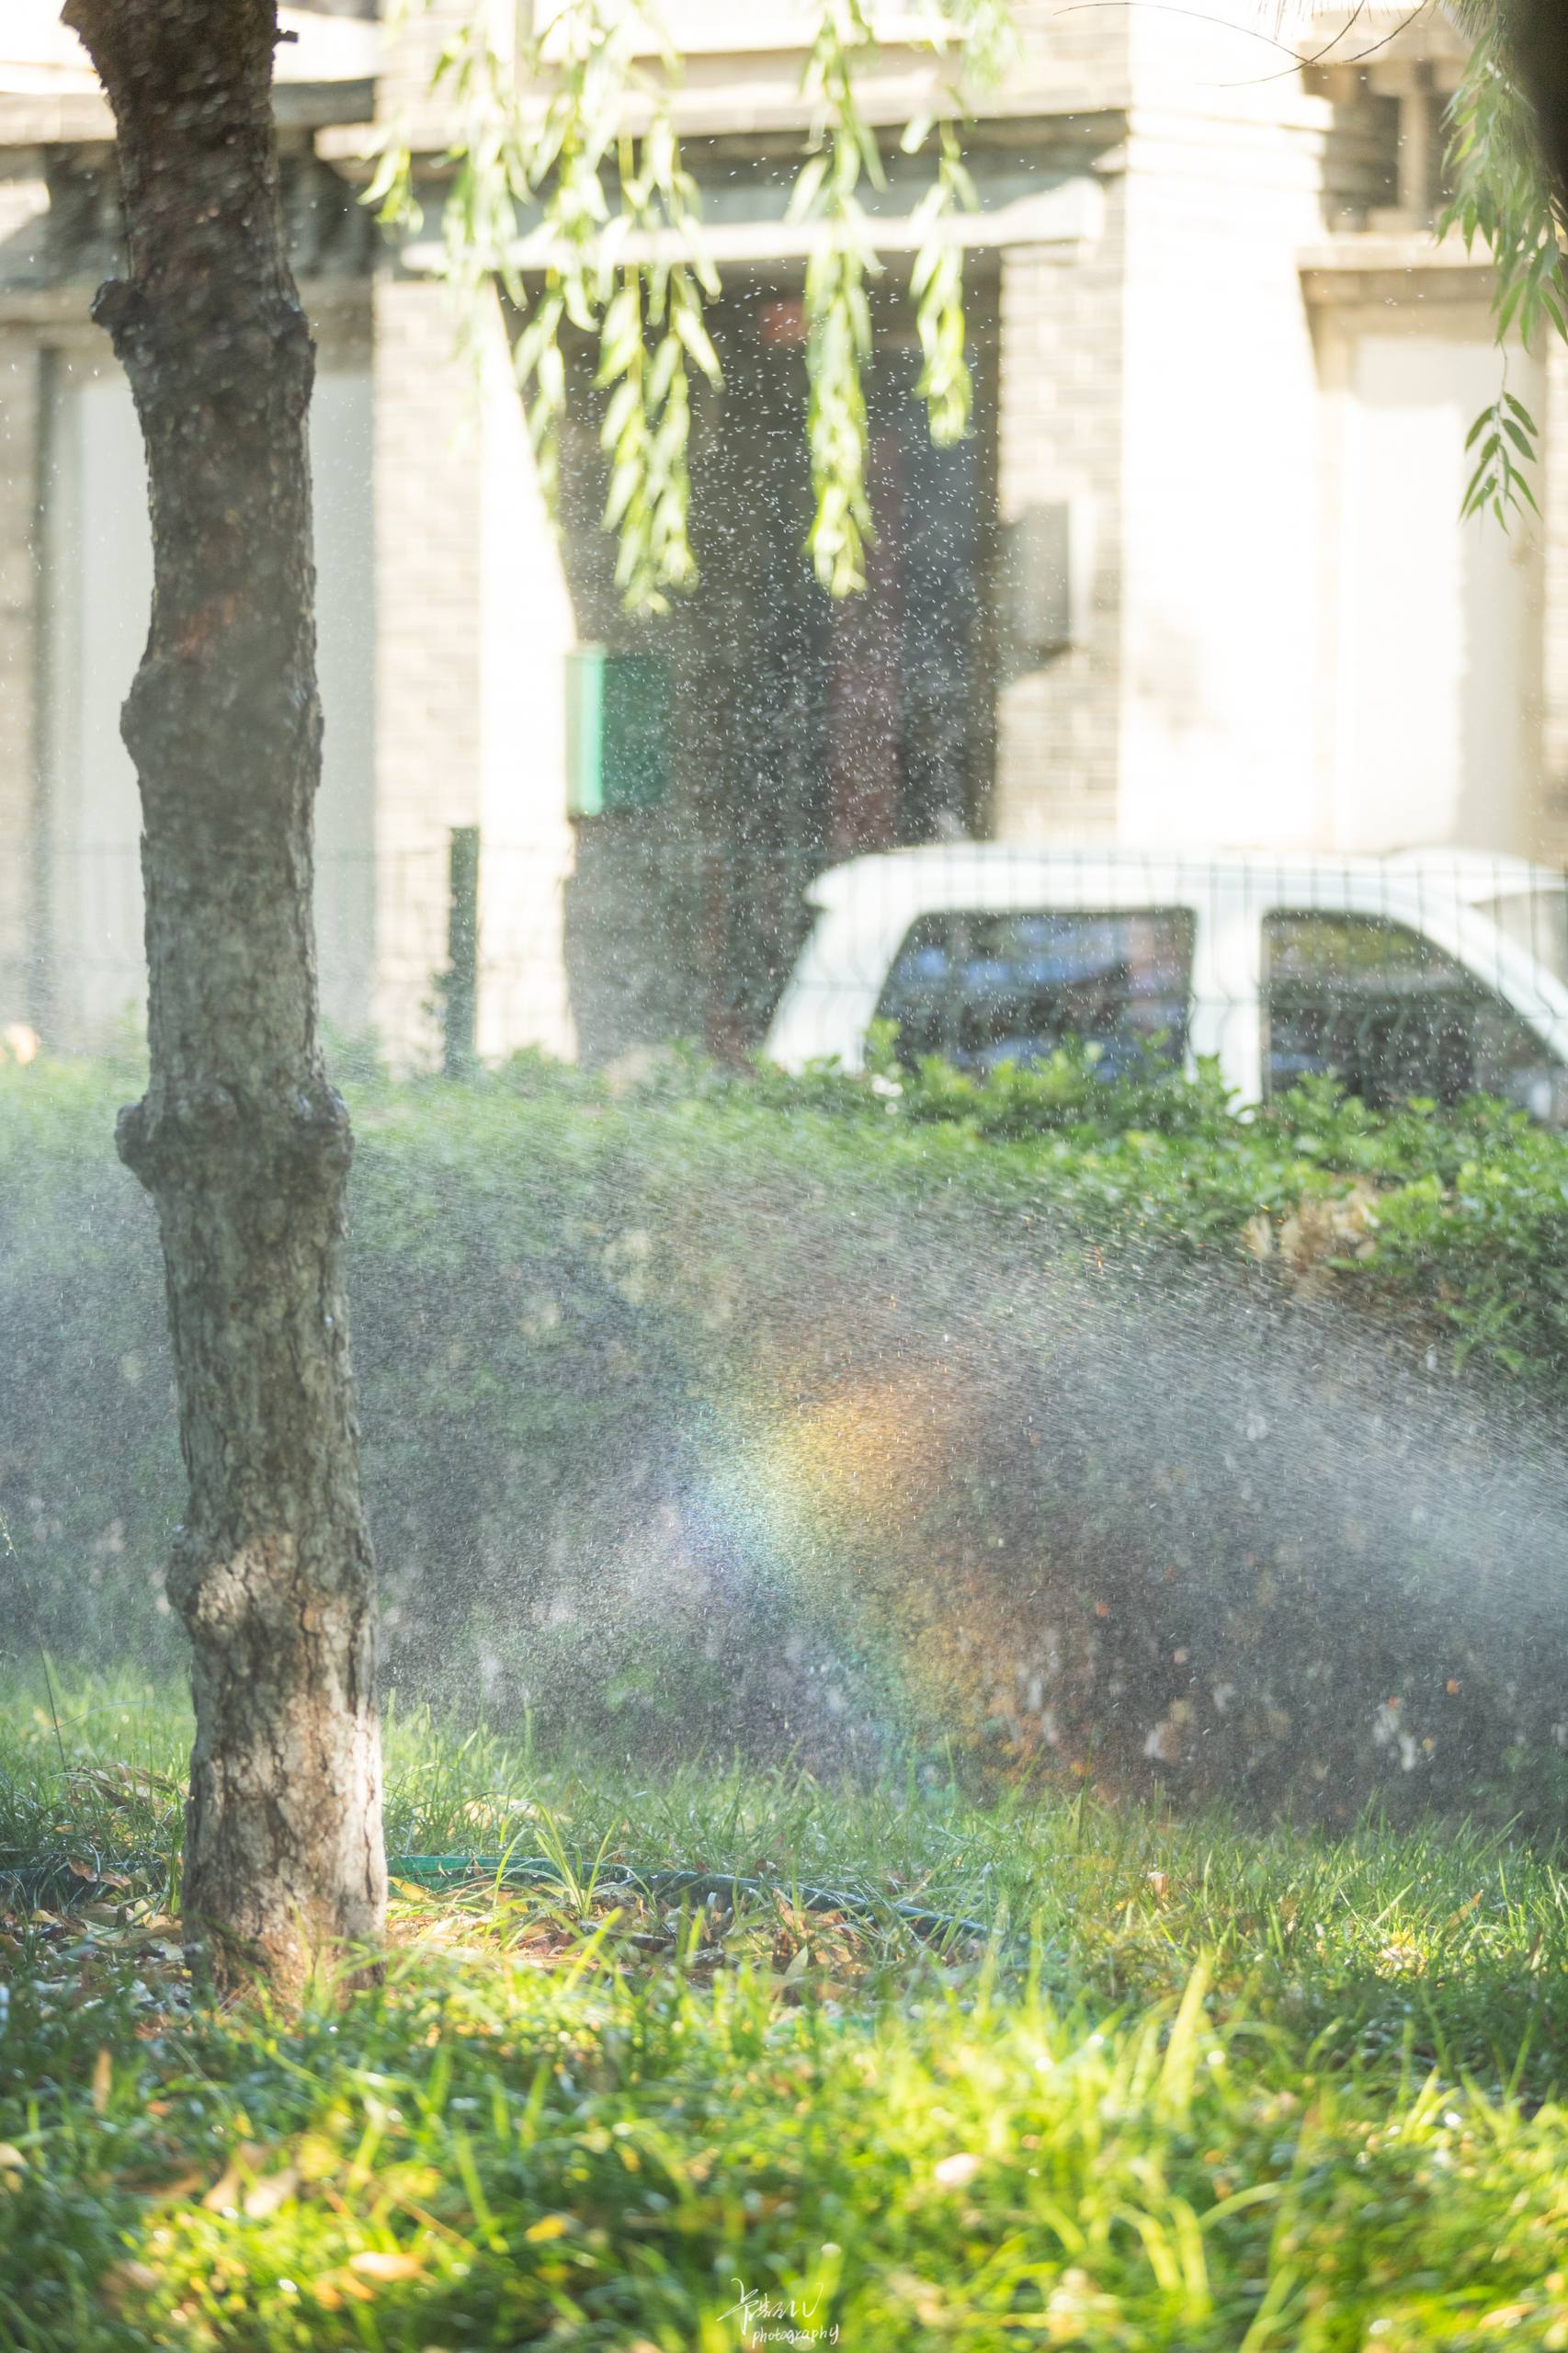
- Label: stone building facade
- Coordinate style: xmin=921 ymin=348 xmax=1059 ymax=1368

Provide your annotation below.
xmin=0 ymin=0 xmax=1561 ymax=1062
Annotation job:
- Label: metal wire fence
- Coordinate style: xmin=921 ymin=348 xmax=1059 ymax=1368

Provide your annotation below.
xmin=11 ymin=835 xmax=1568 ymax=1121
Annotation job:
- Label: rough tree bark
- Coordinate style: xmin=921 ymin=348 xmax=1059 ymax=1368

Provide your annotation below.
xmin=62 ymin=0 xmax=386 ymax=1989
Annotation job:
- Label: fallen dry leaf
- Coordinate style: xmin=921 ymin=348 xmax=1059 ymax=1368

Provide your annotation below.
xmin=202 ymin=2143 xmax=267 ymax=2212
xmin=348 ymin=2249 xmax=426 ymax=2282
xmin=243 ymin=2167 xmax=301 ymax=2220
xmin=311 ymin=2270 xmax=375 ymax=2310
xmin=136 ymin=2169 xmax=206 ymax=2203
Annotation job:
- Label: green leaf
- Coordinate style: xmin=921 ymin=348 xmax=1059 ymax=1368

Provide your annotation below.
xmin=788 ymin=153 xmax=830 ymax=224
xmin=646 ymin=332 xmax=681 ymax=410
xmin=673 ymin=301 xmax=722 ymax=385
xmin=601 ymin=378 xmax=643 ymax=448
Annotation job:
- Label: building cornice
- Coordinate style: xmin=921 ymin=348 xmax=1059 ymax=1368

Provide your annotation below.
xmin=1299 ymin=228 xmax=1495 ymax=301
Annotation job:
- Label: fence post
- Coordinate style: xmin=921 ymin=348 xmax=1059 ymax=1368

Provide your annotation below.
xmin=444 ymin=825 xmax=480 ymax=1077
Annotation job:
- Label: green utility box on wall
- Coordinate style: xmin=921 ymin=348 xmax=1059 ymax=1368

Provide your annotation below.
xmin=566 ymin=646 xmax=670 ymax=818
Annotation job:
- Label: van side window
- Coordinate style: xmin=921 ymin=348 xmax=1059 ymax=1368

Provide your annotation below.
xmin=877 ymin=908 xmax=1195 ymax=1074
xmin=1263 ymin=910 xmax=1563 ymax=1117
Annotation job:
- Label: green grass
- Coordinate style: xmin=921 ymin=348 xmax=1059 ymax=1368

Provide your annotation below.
xmin=4 ymin=1678 xmax=1568 ymax=2349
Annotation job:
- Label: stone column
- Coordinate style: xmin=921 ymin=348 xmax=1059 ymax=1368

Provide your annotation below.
xmin=370 ymin=268 xmax=578 ymax=1063
xmin=370 ymin=270 xmax=484 ymax=1062
xmin=991 ymin=179 xmax=1128 ymax=843
xmin=1539 ymin=333 xmax=1568 ymax=865
xmin=0 ymin=330 xmax=41 ymax=1032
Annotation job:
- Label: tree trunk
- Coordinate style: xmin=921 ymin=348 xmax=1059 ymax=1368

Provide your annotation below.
xmin=63 ymin=0 xmax=385 ymax=1990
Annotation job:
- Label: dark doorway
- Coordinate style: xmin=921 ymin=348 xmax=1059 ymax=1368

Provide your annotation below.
xmin=699 ymin=277 xmax=994 ymax=860
xmin=558 ymin=265 xmax=997 ymax=1060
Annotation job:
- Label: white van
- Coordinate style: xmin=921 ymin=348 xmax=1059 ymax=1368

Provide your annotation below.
xmin=763 ymin=847 xmax=1568 ymax=1123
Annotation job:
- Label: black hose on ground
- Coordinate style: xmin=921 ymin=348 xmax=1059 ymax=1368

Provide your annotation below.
xmin=0 ymin=1849 xmax=1026 ymax=1961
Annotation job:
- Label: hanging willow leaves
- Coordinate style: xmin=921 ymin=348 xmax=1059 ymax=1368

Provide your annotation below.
xmin=796 ymin=0 xmax=1017 ymax=590
xmin=1440 ymin=4 xmax=1566 ymax=525
xmin=794 ymin=0 xmax=883 ymax=597
xmin=369 ymin=0 xmax=1017 ymax=608
xmin=596 ymin=142 xmax=722 ymax=608
xmin=368 ymin=0 xmax=717 ymax=609
xmin=901 ymin=0 xmax=1020 ymax=455
xmin=1460 ymin=387 xmax=1542 ymax=524
xmin=906 ymin=120 xmax=980 ymax=449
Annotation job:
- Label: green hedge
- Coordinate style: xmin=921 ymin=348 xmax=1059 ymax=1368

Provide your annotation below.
xmin=4 ymin=1046 xmax=1568 ymax=1824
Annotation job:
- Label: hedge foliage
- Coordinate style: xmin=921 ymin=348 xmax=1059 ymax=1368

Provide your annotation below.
xmin=4 ymin=1045 xmax=1568 ymax=1824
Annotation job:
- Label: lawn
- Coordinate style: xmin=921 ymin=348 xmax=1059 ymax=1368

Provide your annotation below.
xmin=3 ymin=1677 xmax=1568 ymax=2351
